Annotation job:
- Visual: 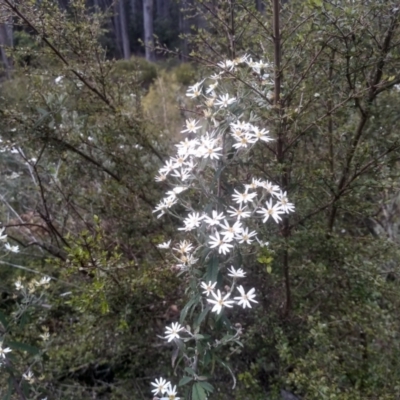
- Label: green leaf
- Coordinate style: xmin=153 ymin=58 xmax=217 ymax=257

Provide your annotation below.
xmin=199 ymin=381 xmax=214 ymax=393
xmin=203 ymin=350 xmax=212 ymax=367
xmin=171 ymin=345 xmax=180 ymax=368
xmin=194 ymin=308 xmax=209 ymax=329
xmin=194 ymin=333 xmax=205 ymax=340
xmin=21 ymin=380 xmax=31 ymax=397
xmin=184 ymin=367 xmax=196 ymax=376
xmin=215 ymin=312 xmax=232 ymax=330
xmin=32 ymin=109 xmax=51 ymax=130
xmin=221 ymin=334 xmax=235 ymax=343
xmin=205 ymin=255 xmax=219 ymax=285
xmin=19 ymin=312 xmax=30 ymax=329
xmin=0 ymin=310 xmax=9 ymax=330
xmin=3 ymin=376 xmax=13 ymax=400
xmin=180 ymin=294 xmax=200 ymax=324
xmin=8 ymin=341 xmax=39 ymax=356
xmin=192 ymin=382 xmax=207 ymax=400
xmin=178 ymin=376 xmax=193 ymax=386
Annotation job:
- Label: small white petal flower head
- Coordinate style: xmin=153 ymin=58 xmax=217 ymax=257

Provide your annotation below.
xmin=0 ymin=227 xmax=7 ymax=241
xmin=186 ymin=81 xmax=204 ymax=98
xmin=0 ymin=342 xmax=12 ymax=358
xmin=207 ymin=289 xmax=235 ymax=314
xmin=155 ymin=173 xmax=167 ymax=182
xmin=206 ymin=81 xmax=218 ymax=94
xmin=55 ymin=76 xmax=64 ymax=84
xmin=276 ymin=191 xmax=295 ymax=213
xmin=204 ymin=210 xmax=225 ymax=227
xmin=181 ymin=118 xmax=202 ymax=134
xmin=164 ymin=322 xmax=184 ymax=342
xmin=251 ymin=126 xmax=273 ymax=142
xmin=227 ymin=266 xmax=246 ymax=278
xmin=261 ymin=180 xmax=281 ymax=197
xmin=227 ymin=206 xmax=251 ymax=220
xmin=256 ymin=199 xmax=284 ymax=224
xmin=219 ymin=219 xmax=243 ymax=241
xmin=215 ymin=94 xmax=236 ymax=108
xmin=232 ymin=134 xmax=256 ymax=149
xmin=166 ymin=186 xmax=188 ymax=196
xmin=151 ymin=377 xmax=171 ymax=395
xmin=15 ymin=279 xmax=23 ymax=290
xmin=39 ymin=332 xmax=50 ymax=341
xmin=256 ymin=237 xmax=269 ymax=247
xmin=217 ymin=60 xmax=236 ymax=71
xmin=201 ymin=281 xmax=217 ymax=296
xmin=232 ymin=189 xmax=258 ymax=205
xmin=178 ymin=212 xmax=204 ymax=232
xmin=208 ymin=231 xmax=234 ymax=255
xmin=39 ymin=276 xmax=51 ymax=286
xmin=158 ymin=240 xmax=171 ymax=249
xmin=5 ymin=243 xmax=19 ymax=253
xmin=199 ymin=142 xmax=223 ymax=160
xmin=173 ymin=240 xmax=194 ymax=254
xmin=234 ymin=286 xmax=258 ymax=309
xmin=160 ymin=384 xmax=180 ymax=400
xmin=23 ymin=370 xmax=34 ymax=383
xmin=235 ymin=227 xmax=257 ymax=244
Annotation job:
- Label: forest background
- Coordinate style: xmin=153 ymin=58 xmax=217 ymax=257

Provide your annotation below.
xmin=1 ymin=0 xmax=400 ymax=399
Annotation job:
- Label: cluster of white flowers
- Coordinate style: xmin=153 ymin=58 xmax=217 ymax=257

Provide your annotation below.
xmin=15 ymin=275 xmax=51 ymax=293
xmin=156 ymin=179 xmax=293 ymax=258
xmin=215 ymin=55 xmax=271 ymax=77
xmin=0 ymin=227 xmax=19 ymax=253
xmin=203 ymin=278 xmax=257 ymax=313
xmin=152 ymin=57 xmax=294 ymax=397
xmin=151 ymin=377 xmax=180 ymax=400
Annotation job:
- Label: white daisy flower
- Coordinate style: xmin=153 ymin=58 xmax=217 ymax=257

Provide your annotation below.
xmin=234 ymin=286 xmax=258 ymax=309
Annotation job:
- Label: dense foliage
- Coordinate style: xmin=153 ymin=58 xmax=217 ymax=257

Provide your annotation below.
xmin=1 ymin=0 xmax=400 ymax=399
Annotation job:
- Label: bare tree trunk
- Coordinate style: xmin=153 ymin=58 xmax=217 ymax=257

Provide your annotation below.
xmin=119 ymin=0 xmax=131 ymax=59
xmin=143 ymin=0 xmax=155 ymax=62
xmin=0 ymin=27 xmax=10 ymax=77
xmin=113 ymin=0 xmax=123 ymax=58
xmin=5 ymin=16 xmax=13 ymax=48
xmin=130 ymin=0 xmax=137 ymax=18
xmin=156 ymin=0 xmax=168 ymax=18
xmin=255 ymin=0 xmax=265 ymax=13
xmin=179 ymin=0 xmax=188 ymax=60
xmin=0 ymin=17 xmax=12 ymax=79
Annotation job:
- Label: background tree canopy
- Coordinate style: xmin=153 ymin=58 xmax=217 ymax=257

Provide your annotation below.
xmin=1 ymin=0 xmax=400 ymax=399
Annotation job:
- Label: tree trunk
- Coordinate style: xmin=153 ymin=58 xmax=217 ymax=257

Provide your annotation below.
xmin=255 ymin=0 xmax=265 ymax=13
xmin=179 ymin=0 xmax=188 ymax=60
xmin=58 ymin=0 xmax=68 ymax=9
xmin=113 ymin=0 xmax=123 ymax=58
xmin=143 ymin=0 xmax=155 ymax=62
xmin=119 ymin=0 xmax=131 ymax=59
xmin=5 ymin=16 xmax=13 ymax=48
xmin=130 ymin=0 xmax=137 ymax=18
xmin=156 ymin=0 xmax=168 ymax=18
xmin=0 ymin=19 xmax=12 ymax=79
